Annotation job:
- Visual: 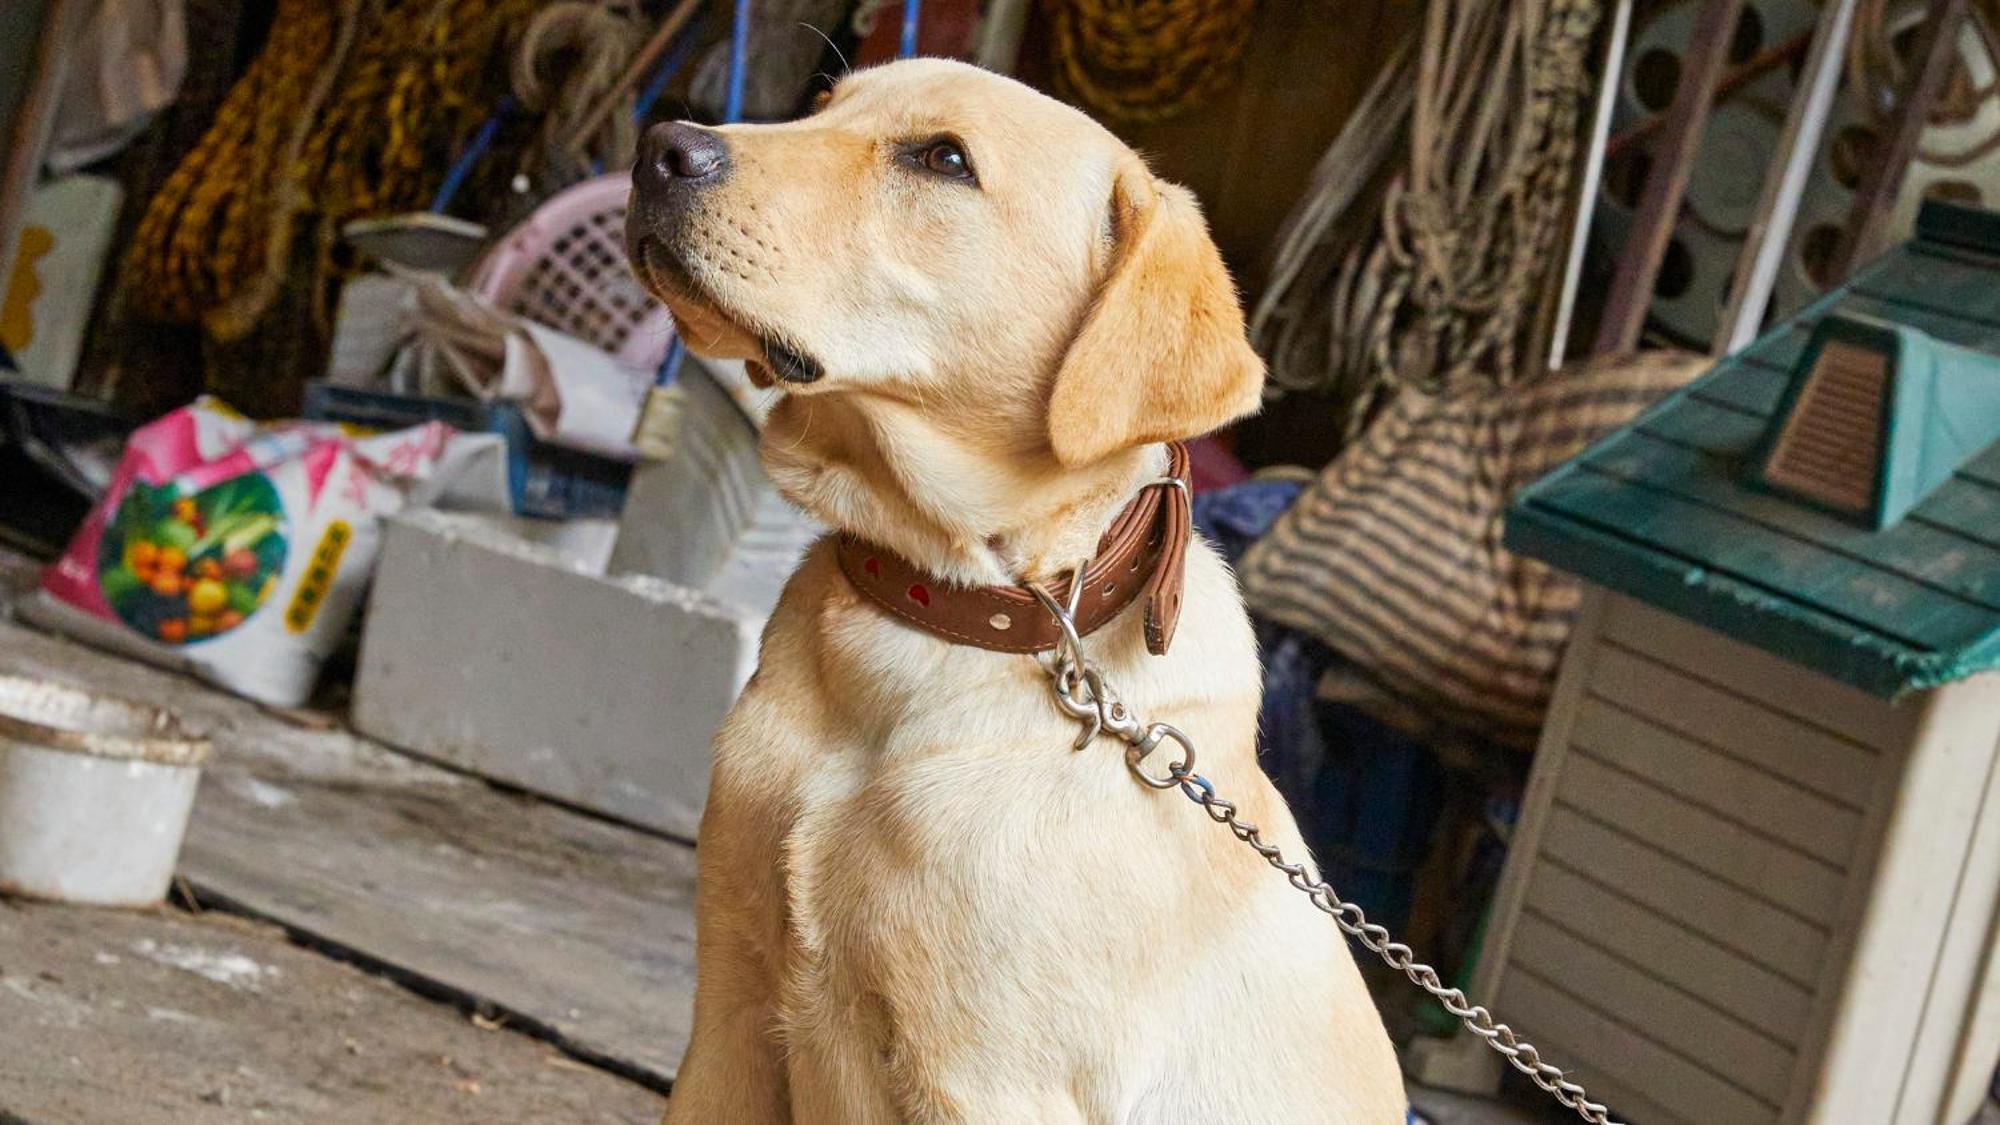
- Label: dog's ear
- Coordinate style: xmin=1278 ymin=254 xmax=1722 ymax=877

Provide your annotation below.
xmin=1047 ymin=160 xmax=1265 ymax=466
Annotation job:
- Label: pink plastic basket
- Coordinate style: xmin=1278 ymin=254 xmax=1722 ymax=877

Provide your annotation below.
xmin=468 ymin=172 xmax=676 ymax=371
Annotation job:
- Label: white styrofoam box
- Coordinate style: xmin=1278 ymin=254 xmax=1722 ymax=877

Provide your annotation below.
xmin=351 ymin=508 xmax=762 ymax=838
xmin=484 ymin=514 xmax=620 ymax=576
xmin=609 ymin=356 xmax=818 ymax=611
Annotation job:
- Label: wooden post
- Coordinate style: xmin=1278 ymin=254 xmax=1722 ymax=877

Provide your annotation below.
xmin=1828 ymin=0 xmax=1971 ymax=282
xmin=1547 ymin=0 xmax=1635 ymax=373
xmin=0 ymin=0 xmax=83 ymax=281
xmin=1713 ymin=0 xmax=1860 ymax=356
xmin=1602 ymin=29 xmax=1812 ymax=164
xmin=1592 ymin=0 xmax=1745 ymax=356
xmin=973 ymin=0 xmax=1032 ymax=75
xmin=567 ymin=0 xmax=706 ymax=152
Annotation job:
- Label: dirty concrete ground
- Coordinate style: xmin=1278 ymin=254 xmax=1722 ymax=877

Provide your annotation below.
xmin=0 ymin=898 xmax=665 ymax=1125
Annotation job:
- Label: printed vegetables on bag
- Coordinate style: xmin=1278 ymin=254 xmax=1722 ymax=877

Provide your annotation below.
xmin=98 ymin=477 xmax=287 ymax=645
xmin=36 ymin=397 xmax=483 ymax=707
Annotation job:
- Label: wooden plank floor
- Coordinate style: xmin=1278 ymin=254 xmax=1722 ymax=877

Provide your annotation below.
xmin=1 ymin=559 xmax=1642 ymax=1125
xmin=0 ymin=899 xmax=666 ymax=1124
xmin=0 ymin=619 xmax=699 ymax=1088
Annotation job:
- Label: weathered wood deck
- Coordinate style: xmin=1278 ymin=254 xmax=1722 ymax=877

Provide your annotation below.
xmin=0 ymin=554 xmax=1550 ymax=1124
xmin=0 ymin=617 xmax=700 ymax=1091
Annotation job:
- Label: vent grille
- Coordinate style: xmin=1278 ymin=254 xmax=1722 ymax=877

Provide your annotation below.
xmin=1763 ymin=340 xmax=1888 ymax=515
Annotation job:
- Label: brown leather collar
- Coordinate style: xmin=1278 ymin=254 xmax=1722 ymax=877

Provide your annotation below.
xmin=835 ymin=444 xmax=1192 ymax=656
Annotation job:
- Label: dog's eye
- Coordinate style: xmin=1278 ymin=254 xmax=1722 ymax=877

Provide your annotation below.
xmin=921 ymin=142 xmax=969 ymax=177
xmin=907 ymin=139 xmax=976 ymax=184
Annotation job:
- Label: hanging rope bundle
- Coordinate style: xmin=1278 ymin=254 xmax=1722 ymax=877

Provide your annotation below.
xmin=1252 ymin=0 xmax=1602 ymax=439
xmin=125 ymin=0 xmax=364 ymax=328
xmin=513 ymin=1 xmax=648 ymax=182
xmin=126 ymin=0 xmax=535 ymax=349
xmin=1845 ymin=0 xmax=2000 ymax=168
xmin=1047 ymin=0 xmax=1261 ymax=123
xmin=1250 ymin=46 xmax=1414 ymax=417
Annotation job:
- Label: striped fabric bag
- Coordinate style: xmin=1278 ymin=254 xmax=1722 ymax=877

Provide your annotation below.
xmin=1237 ymin=351 xmax=1703 ymax=749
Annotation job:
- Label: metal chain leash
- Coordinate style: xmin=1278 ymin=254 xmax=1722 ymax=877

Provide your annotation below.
xmin=1026 ymin=570 xmax=1621 ymax=1125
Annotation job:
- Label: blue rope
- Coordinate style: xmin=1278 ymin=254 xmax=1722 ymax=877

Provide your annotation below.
xmin=430 ymin=96 xmax=513 ymax=213
xmin=899 ymin=0 xmax=921 ymax=58
xmin=632 ymin=8 xmax=705 ymax=123
xmin=1176 ymin=772 xmax=1216 ymax=804
xmin=724 ymin=0 xmax=751 ymax=123
xmin=654 ymin=336 xmax=687 ymax=388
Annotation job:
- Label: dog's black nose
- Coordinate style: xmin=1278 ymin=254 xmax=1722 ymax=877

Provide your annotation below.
xmin=641 ymin=122 xmax=728 ymax=185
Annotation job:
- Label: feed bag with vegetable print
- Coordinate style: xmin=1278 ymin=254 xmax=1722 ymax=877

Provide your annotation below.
xmin=37 ymin=397 xmax=466 ymax=706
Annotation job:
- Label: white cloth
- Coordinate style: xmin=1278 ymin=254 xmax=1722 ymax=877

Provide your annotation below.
xmin=48 ymin=0 xmax=188 ymax=172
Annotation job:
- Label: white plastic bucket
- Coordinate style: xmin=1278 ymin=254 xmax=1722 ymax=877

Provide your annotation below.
xmin=0 ymin=675 xmax=212 ymax=907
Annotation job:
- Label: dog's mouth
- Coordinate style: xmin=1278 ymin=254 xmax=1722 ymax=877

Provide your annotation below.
xmin=633 ymin=237 xmax=824 ymax=388
xmin=760 ymin=339 xmax=823 ymax=385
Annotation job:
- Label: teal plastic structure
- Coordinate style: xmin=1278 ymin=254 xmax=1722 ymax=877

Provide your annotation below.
xmin=1507 ymin=200 xmax=2000 ymax=697
xmin=1752 ymin=312 xmax=2000 ymax=530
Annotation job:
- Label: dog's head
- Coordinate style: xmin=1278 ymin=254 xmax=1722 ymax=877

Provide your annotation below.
xmin=627 ymin=60 xmax=1261 ymax=572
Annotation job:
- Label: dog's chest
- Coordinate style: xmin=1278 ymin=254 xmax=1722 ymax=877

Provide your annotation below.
xmin=702 ymin=542 xmax=1406 ymax=1120
xmin=768 ymin=691 xmax=1160 ymax=1063
xmin=769 ymin=543 xmax=1261 ymax=1010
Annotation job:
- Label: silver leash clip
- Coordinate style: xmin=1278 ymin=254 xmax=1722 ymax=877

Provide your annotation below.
xmin=1027 ymin=562 xmax=1195 ymax=786
xmin=1029 ymin=560 xmax=1100 ymax=749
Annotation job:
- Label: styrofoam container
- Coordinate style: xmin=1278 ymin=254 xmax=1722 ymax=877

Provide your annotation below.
xmin=0 ymin=675 xmax=212 ymax=907
xmin=351 ymin=508 xmax=766 ymax=838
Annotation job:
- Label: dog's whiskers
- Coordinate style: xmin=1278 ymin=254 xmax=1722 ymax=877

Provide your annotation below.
xmin=800 ymin=23 xmax=850 ymax=76
xmin=776 ymin=398 xmax=815 ymax=453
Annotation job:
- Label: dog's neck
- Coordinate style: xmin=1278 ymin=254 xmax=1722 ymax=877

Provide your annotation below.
xmin=761 ymin=391 xmax=1163 ymax=589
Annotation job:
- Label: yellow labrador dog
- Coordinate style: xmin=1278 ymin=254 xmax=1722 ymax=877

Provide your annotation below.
xmin=628 ymin=58 xmax=1404 ymax=1124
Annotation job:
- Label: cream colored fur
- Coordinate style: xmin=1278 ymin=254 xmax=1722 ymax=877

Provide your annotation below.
xmin=628 ymin=58 xmax=1405 ymax=1124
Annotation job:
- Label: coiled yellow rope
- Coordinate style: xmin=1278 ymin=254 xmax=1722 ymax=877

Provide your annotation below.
xmin=1047 ymin=0 xmax=1261 ymax=123
xmin=126 ymin=0 xmax=534 ymax=345
xmin=126 ymin=0 xmax=355 ymax=328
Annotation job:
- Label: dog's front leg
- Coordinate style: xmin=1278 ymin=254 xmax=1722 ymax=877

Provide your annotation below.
xmin=662 ymin=940 xmax=787 ymax=1123
xmin=663 ymin=759 xmax=794 ymax=1124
